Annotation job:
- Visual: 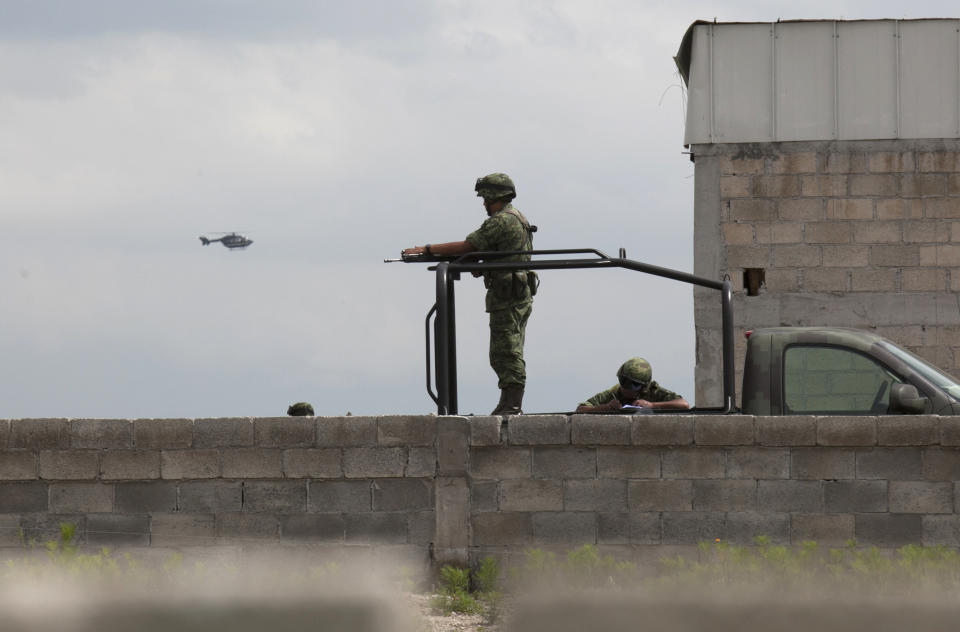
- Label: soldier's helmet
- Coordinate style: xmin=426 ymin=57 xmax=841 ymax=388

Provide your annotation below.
xmin=475 ymin=173 xmax=516 ymax=201
xmin=287 ymin=402 xmax=315 ymax=416
xmin=617 ymin=358 xmax=652 ymax=384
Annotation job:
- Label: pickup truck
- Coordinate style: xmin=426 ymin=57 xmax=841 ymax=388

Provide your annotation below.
xmin=741 ymin=327 xmax=960 ymax=416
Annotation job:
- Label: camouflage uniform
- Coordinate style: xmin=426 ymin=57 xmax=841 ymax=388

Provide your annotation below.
xmin=466 ymin=203 xmax=535 ymax=389
xmin=578 ymin=357 xmax=683 ymax=408
xmin=578 ymin=382 xmax=683 ymax=408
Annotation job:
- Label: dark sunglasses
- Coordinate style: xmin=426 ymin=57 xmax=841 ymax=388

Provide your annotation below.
xmin=619 ymin=377 xmax=650 ymax=392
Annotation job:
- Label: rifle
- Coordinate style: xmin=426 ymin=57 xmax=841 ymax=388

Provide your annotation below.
xmin=383 ymin=252 xmax=463 ymax=263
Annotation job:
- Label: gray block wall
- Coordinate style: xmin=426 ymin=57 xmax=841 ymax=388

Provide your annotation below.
xmin=692 ymin=140 xmax=960 ymax=407
xmin=2 ymin=415 xmax=960 ymax=565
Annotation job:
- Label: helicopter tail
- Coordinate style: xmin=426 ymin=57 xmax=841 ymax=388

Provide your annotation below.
xmin=199 ymin=236 xmax=210 ymax=245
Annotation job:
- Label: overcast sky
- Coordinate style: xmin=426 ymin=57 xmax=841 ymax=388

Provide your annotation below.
xmin=2 ymin=0 xmax=957 ymax=419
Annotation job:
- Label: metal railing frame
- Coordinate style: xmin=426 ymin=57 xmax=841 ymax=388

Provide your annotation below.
xmin=423 ymin=248 xmax=735 ymax=415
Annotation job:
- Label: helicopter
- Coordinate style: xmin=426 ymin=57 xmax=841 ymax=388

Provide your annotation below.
xmin=198 ymin=232 xmax=253 ymax=249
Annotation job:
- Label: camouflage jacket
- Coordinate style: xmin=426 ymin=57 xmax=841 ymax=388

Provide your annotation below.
xmin=465 ymin=204 xmax=535 ymax=312
xmin=578 ymin=382 xmax=683 ymax=408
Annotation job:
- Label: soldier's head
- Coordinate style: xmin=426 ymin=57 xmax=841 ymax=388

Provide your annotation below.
xmin=617 ymin=358 xmax=652 ymax=394
xmin=287 ymin=402 xmax=315 ymax=416
xmin=475 ymin=173 xmax=516 ymax=214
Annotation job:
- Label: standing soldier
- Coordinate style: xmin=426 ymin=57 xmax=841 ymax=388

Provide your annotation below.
xmin=403 ymin=173 xmax=537 ymax=415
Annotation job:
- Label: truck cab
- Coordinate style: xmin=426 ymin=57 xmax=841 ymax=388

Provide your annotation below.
xmin=741 ymin=327 xmax=960 ymax=416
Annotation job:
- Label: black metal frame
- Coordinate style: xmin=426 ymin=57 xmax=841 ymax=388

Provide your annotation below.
xmin=423 ymin=248 xmax=735 ymax=415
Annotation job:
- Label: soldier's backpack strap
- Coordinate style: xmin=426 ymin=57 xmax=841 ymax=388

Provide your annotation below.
xmin=503 ymin=207 xmax=536 ymax=251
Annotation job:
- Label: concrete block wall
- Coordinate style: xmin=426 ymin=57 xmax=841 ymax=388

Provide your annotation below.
xmin=692 ymin=140 xmax=960 ymax=407
xmin=0 ymin=417 xmax=435 ymax=552
xmin=3 ymin=415 xmax=960 ymax=566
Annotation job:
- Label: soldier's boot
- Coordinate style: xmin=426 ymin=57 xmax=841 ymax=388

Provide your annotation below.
xmin=491 ymin=386 xmax=524 ymax=415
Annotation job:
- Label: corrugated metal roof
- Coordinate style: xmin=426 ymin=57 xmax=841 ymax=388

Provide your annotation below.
xmin=677 ymin=19 xmax=960 ymax=145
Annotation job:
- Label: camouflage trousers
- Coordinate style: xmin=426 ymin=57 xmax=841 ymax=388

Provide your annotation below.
xmin=488 ymin=301 xmax=533 ymax=389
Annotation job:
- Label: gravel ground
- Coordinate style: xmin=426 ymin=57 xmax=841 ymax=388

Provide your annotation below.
xmin=409 ymin=593 xmax=502 ymax=632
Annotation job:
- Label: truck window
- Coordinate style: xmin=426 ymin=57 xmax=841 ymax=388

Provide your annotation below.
xmin=784 ymin=345 xmax=901 ymax=414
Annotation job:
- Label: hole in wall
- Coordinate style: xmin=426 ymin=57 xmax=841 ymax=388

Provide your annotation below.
xmin=743 ymin=268 xmax=765 ymax=297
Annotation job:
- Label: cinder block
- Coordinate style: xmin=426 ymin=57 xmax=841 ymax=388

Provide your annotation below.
xmin=437 ymin=417 xmax=468 ymax=475
xmin=774 ymin=244 xmax=821 ymax=267
xmin=343 ymin=447 xmax=405 ymax=478
xmin=824 ymin=480 xmax=887 ymax=513
xmin=730 ymin=199 xmax=776 ymax=221
xmin=469 ymin=417 xmax=502 ymax=446
xmin=802 ymin=269 xmax=848 ymax=292
xmin=922 ymin=447 xmax=960 ymax=481
xmin=723 ymin=222 xmax=754 ymax=244
xmin=929 ymin=198 xmax=960 ymax=219
xmin=178 ymin=480 xmax=242 ymax=512
xmin=316 ymin=417 xmax=377 ymax=447
xmin=856 ymin=448 xmax=922 ymax=480
xmin=817 ymin=417 xmax=877 ymax=446
xmin=70 ymin=419 xmax=132 ymax=449
xmin=115 ymin=481 xmax=177 ymax=512
xmin=597 ymin=512 xmax=660 ymax=545
xmin=869 ymin=150 xmax=915 ymax=173
xmin=9 ymin=419 xmax=70 ymax=450
xmin=822 ymin=245 xmax=869 ymax=267
xmin=754 ymin=175 xmax=800 ymax=197
xmin=308 ymin=480 xmax=371 ymax=512
xmin=824 ymin=151 xmax=867 ymax=174
xmin=597 ymin=448 xmax=660 ymax=479
xmin=721 ymin=156 xmax=764 ymax=175
xmin=435 ymin=477 xmax=469 ymax=560
xmin=878 ymin=198 xmax=924 ymax=219
xmin=133 ymin=419 xmax=192 ymax=449
xmin=243 ymin=481 xmax=307 ymax=512
xmin=791 ymin=513 xmax=855 ymax=545
xmin=661 ymin=511 xmax=724 ymax=545
xmin=693 ymin=480 xmax=757 ymax=512
xmin=150 ymin=513 xmax=216 ymax=547
xmin=19 ymin=513 xmax=86 ymax=545
xmin=693 ymin=415 xmax=754 ymax=445
xmin=726 ymin=447 xmax=788 ymax=479
xmin=889 ymin=481 xmax=953 ymax=514
xmin=920 ymin=151 xmax=960 ymax=172
xmin=756 ymin=417 xmax=816 ymax=446
xmin=194 ymin=418 xmax=254 ymax=448
xmin=160 ymin=450 xmax=220 ymax=479
xmin=720 ymin=175 xmax=751 ymax=198
xmin=632 ymin=416 xmax=693 ymax=446
xmin=571 ymin=417 xmax=631 ymax=445
xmin=406 ymin=447 xmax=436 ymax=478
xmin=629 ymin=480 xmax=693 ymax=512
xmin=849 ymin=174 xmax=897 ymax=196
xmin=532 ymin=447 xmax=596 ymax=479
xmin=49 ymin=482 xmax=113 ymax=513
xmin=254 ymin=417 xmax=316 ymax=447
xmin=472 ymin=512 xmax=532 ymax=546
xmin=758 ymin=480 xmax=822 ymax=513
xmin=279 ymin=514 xmax=345 ymax=541
xmin=87 ymin=514 xmax=149 ymax=546
xmin=0 ymin=451 xmax=37 ymax=480
xmin=470 ymin=447 xmax=530 ymax=480
xmin=0 ymin=482 xmax=48 ymax=513
xmin=564 ymin=479 xmax=627 ymax=512
xmin=344 ymin=513 xmax=407 ymax=543
xmin=903 ymin=221 xmax=947 ymax=243
xmin=724 ymin=512 xmax=789 ymax=545
xmin=852 ymin=221 xmax=901 ymax=243
xmin=661 ymin=448 xmax=724 ymax=479
xmin=221 ymin=448 xmax=283 ymax=478
xmin=826 ymin=198 xmax=872 ymax=219
xmin=791 ymin=448 xmax=855 ymax=480
xmin=508 ymin=416 xmax=569 ymax=445
xmin=0 ymin=514 xmax=20 ymax=546
xmin=851 ymin=269 xmax=898 ymax=291
xmin=0 ymin=420 xmax=8 ymax=450
xmin=498 ymin=479 xmax=563 ymax=512
xmin=283 ymin=448 xmax=341 ymax=478
xmin=870 ymin=245 xmax=920 ymax=267
xmin=377 ymin=415 xmax=435 ymax=447
xmin=373 ymin=478 xmax=432 ymax=511
xmin=99 ymin=450 xmax=160 ymax=480
xmin=532 ymin=512 xmax=596 ymax=544
xmin=805 ymin=222 xmax=852 ymax=244
xmin=215 ymin=512 xmax=278 ymax=540
xmin=876 ymin=417 xmax=938 ymax=446
xmin=922 ymin=515 xmax=960 ymax=546
xmin=407 ymin=511 xmax=435 ymax=545
xmin=855 ymin=513 xmax=922 ymax=547
xmin=771 ymin=152 xmax=816 ymax=174
xmin=779 ymin=198 xmax=824 ymax=220
xmin=728 ymin=245 xmax=771 ymax=268
xmin=940 ymin=418 xmax=960 ymax=446
xmin=471 ymin=481 xmax=498 ymax=512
